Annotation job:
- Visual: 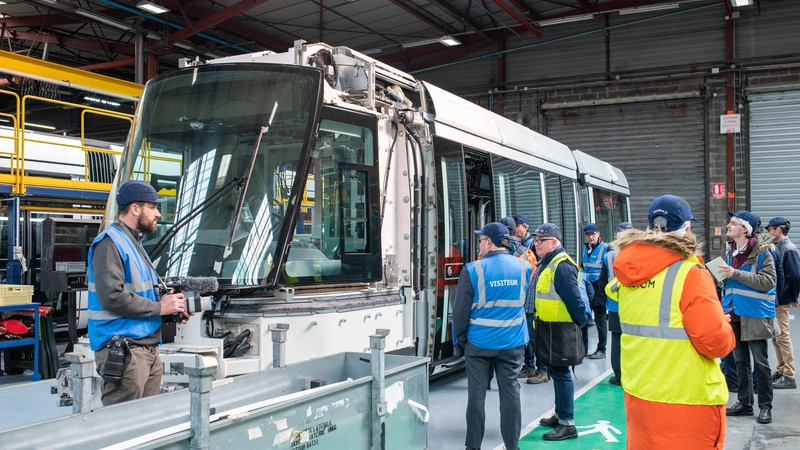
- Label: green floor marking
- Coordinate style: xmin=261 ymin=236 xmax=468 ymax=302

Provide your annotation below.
xmin=519 ymin=374 xmax=626 ymax=449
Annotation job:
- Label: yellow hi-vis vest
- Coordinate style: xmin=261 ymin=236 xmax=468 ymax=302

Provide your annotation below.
xmin=535 ymin=252 xmax=578 ymax=323
xmin=618 ymin=258 xmax=727 ymax=405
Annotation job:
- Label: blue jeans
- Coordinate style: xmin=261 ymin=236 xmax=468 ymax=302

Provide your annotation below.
xmin=549 ymin=365 xmax=574 ymax=425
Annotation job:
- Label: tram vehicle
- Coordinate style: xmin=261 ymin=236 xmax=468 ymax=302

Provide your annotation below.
xmin=98 ymin=41 xmax=630 ymax=382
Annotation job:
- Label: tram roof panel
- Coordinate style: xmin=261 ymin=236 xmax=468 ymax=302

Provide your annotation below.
xmin=423 ymin=82 xmax=577 ymax=173
xmin=572 ymin=150 xmax=630 ymax=195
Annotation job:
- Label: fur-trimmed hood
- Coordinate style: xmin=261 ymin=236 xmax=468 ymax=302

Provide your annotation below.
xmin=610 ymin=229 xmax=704 ymax=287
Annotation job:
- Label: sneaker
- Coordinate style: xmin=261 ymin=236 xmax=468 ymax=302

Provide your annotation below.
xmin=609 ymin=376 xmax=621 ymax=386
xmin=773 ymin=376 xmax=797 ymax=389
xmin=518 ymin=367 xmax=534 ymax=378
xmin=588 ymin=351 xmax=606 ymax=359
xmin=771 ymin=371 xmax=783 ymax=382
xmin=527 ymin=369 xmax=550 ymax=384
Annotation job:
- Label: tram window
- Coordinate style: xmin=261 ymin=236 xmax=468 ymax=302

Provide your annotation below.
xmin=491 ymin=156 xmax=544 ymax=231
xmin=592 ymin=188 xmax=628 ymax=240
xmin=282 ymin=109 xmax=380 ymax=285
xmin=560 ymin=178 xmax=579 ymax=259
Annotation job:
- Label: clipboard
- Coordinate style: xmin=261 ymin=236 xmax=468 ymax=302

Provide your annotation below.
xmin=705 ymin=256 xmax=726 ymax=282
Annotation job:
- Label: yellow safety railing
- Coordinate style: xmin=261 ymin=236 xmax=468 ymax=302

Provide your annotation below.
xmin=13 ymin=95 xmax=134 ymax=196
xmin=0 ymin=90 xmax=21 ymax=189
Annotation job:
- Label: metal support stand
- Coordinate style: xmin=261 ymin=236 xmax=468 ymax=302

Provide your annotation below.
xmin=66 ymin=291 xmax=77 ymax=353
xmin=65 ymin=352 xmax=94 ymax=414
xmin=268 ymin=323 xmax=289 ymax=368
xmin=370 ymin=329 xmax=390 ymax=450
xmin=186 ymin=366 xmax=216 ymax=450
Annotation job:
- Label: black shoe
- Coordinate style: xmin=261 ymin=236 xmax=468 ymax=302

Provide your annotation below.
xmin=771 ymin=371 xmax=782 ymax=382
xmin=542 ymin=424 xmax=578 ymax=441
xmin=588 ymin=351 xmax=606 ymax=359
xmin=757 ymin=408 xmax=772 ymax=424
xmin=466 ymin=448 xmax=480 ymax=450
xmin=773 ymin=376 xmax=797 ymax=389
xmin=609 ymin=376 xmax=621 ymax=386
xmin=726 ymin=402 xmax=754 ymax=416
xmin=539 ymin=415 xmax=559 ymax=428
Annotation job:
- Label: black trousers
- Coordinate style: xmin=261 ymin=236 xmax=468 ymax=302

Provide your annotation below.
xmin=608 ymin=311 xmax=621 ymax=378
xmin=731 ymin=321 xmax=773 ymax=410
xmin=591 ymin=305 xmax=608 ymax=352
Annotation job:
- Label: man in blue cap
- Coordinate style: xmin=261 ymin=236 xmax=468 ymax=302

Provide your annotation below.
xmin=719 ymin=210 xmax=780 ymax=423
xmin=581 ymin=223 xmax=610 ymax=359
xmin=766 ymin=217 xmax=799 ymax=389
xmin=513 ymin=214 xmax=534 ymax=249
xmin=453 ymin=222 xmax=532 ymax=450
xmin=87 ymin=181 xmax=189 ymax=405
xmin=527 ymin=223 xmax=588 ymax=441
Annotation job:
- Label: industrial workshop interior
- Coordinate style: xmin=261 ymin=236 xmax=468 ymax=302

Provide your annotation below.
xmin=1 ymin=0 xmax=799 ymax=449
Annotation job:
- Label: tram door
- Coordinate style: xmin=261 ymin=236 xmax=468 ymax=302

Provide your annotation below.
xmin=431 ymin=138 xmax=494 ymax=363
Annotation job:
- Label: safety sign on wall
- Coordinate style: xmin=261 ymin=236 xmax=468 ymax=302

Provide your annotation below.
xmin=712 ymin=183 xmax=726 ymax=199
xmin=720 ymin=114 xmax=740 ymax=134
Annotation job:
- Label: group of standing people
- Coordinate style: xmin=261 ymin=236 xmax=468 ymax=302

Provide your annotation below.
xmin=453 ymin=194 xmax=798 ymax=450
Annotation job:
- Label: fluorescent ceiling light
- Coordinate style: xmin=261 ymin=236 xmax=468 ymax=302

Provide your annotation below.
xmin=538 ymin=14 xmax=594 ymax=26
xmin=439 ymin=36 xmax=461 ymax=46
xmin=360 ymin=48 xmax=382 ymax=55
xmin=401 ymin=38 xmax=441 ymax=49
xmin=75 ymin=9 xmax=132 ymax=31
xmin=146 ymin=32 xmax=163 ymax=40
xmin=26 ymin=122 xmax=56 ymax=130
xmin=137 ymin=1 xmax=169 ymax=14
xmin=730 ymin=0 xmax=753 ymax=6
xmin=619 ymin=3 xmax=679 ymax=15
xmin=173 ymin=42 xmax=194 ymax=50
xmin=85 ymin=96 xmax=121 ymax=107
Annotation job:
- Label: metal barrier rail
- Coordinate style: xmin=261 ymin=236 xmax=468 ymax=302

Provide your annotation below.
xmin=0 ymin=91 xmax=134 ymax=196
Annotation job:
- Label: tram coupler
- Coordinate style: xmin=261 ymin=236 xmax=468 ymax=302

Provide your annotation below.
xmin=268 ymin=323 xmax=290 ymax=368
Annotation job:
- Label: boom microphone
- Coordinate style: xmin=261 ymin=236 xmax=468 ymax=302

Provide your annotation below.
xmin=161 ymin=276 xmax=218 ymax=322
xmin=181 ymin=277 xmax=219 ymax=294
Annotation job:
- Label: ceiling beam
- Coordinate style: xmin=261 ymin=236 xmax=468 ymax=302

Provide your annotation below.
xmin=10 ymin=31 xmax=136 ymax=56
xmin=79 ymin=58 xmax=136 ymax=71
xmin=159 ymin=0 xmax=290 ymax=51
xmin=427 ymin=0 xmax=495 ymax=43
xmin=491 ymin=0 xmax=541 ymax=38
xmin=161 ymin=0 xmax=273 ymax=45
xmin=387 ymin=0 xmax=447 ymax=34
xmin=507 ymin=0 xmax=543 ymax=21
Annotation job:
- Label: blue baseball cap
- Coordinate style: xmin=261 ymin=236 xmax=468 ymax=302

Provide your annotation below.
xmin=584 ymin=223 xmax=599 ymax=234
xmin=532 ymin=223 xmax=563 ymax=241
xmin=648 ymin=195 xmax=696 ymax=232
xmin=767 ymin=217 xmax=790 ymax=229
xmin=615 ymin=222 xmax=633 ymax=234
xmin=513 ymin=214 xmax=530 ymax=226
xmin=500 ymin=217 xmax=516 ymax=233
xmin=474 ymin=222 xmax=509 ymax=246
xmin=728 ymin=210 xmax=759 ymax=235
xmin=117 ymin=180 xmax=167 ymax=210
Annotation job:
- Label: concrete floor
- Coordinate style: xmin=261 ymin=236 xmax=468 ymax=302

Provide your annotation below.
xmin=1 ymin=313 xmax=799 ymax=449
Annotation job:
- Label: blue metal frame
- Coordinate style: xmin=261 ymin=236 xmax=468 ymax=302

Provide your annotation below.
xmin=0 ymin=303 xmax=41 ymax=381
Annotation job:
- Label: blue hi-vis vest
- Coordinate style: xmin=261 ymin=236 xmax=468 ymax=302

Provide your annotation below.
xmin=723 ymin=249 xmax=777 ymax=319
xmin=465 ymin=253 xmax=531 ymax=350
xmin=605 ymin=250 xmax=620 ymax=312
xmin=88 ymin=224 xmax=161 ymax=351
xmin=582 ymin=241 xmax=609 ymax=282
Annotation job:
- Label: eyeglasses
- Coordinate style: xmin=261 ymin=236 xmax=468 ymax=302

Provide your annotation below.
xmin=534 ymin=238 xmax=554 ymax=245
xmin=478 ymin=237 xmax=490 ymax=243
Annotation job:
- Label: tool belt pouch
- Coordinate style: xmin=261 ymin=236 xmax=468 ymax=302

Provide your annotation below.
xmin=101 ymin=335 xmax=131 ymax=384
xmin=534 ymin=318 xmax=585 ymax=367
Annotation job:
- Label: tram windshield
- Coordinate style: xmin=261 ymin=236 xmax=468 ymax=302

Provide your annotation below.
xmin=113 ymin=64 xmax=323 ymax=287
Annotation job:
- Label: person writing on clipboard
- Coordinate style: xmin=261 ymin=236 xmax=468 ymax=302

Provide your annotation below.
xmin=718 ymin=210 xmax=781 ymax=424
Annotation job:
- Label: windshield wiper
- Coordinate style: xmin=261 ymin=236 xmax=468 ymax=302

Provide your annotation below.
xmin=149 ymin=176 xmax=243 ymax=260
xmin=223 ymin=125 xmax=269 ymax=258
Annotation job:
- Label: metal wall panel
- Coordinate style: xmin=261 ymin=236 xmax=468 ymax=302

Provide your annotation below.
xmin=735 ymin=0 xmax=800 ymax=60
xmin=545 ymin=100 xmax=707 ymax=243
xmin=505 ymin=20 xmax=606 ymax=84
xmin=748 ymin=90 xmax=800 ymax=228
xmin=415 ymin=52 xmax=493 ymax=95
xmin=609 ymin=5 xmax=725 ymax=73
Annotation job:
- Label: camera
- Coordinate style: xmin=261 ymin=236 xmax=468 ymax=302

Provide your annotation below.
xmin=160 ymin=276 xmax=218 ymax=322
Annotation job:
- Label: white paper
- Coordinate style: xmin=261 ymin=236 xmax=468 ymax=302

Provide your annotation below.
xmin=705 ymin=257 xmax=726 ymax=282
